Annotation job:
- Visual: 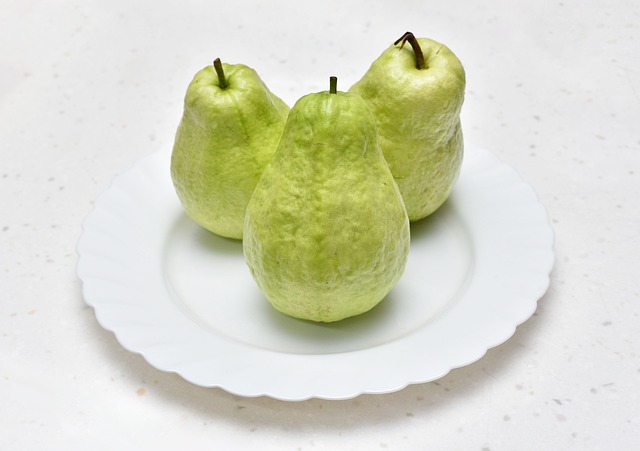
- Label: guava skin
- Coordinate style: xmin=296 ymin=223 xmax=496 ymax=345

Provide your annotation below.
xmin=349 ymin=37 xmax=466 ymax=221
xmin=243 ymin=91 xmax=410 ymax=323
xmin=171 ymin=63 xmax=289 ymax=239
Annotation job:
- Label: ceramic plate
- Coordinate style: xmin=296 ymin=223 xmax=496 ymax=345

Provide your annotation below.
xmin=76 ymin=143 xmax=554 ymax=401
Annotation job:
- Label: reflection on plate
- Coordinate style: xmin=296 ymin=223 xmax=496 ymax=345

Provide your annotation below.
xmin=77 ymin=143 xmax=554 ymax=401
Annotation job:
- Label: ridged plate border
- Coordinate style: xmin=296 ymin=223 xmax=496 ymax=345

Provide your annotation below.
xmin=77 ymin=143 xmax=554 ymax=401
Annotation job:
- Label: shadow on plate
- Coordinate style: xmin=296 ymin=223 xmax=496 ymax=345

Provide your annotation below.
xmin=409 ymin=199 xmax=454 ymax=243
xmin=172 ymin=213 xmax=243 ymax=256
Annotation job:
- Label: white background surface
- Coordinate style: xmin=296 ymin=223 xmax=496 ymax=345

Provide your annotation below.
xmin=1 ymin=0 xmax=638 ymax=449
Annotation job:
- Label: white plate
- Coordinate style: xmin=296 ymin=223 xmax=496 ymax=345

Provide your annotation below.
xmin=76 ymin=143 xmax=554 ymax=401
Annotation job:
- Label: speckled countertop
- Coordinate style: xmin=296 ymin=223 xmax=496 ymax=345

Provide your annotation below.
xmin=1 ymin=0 xmax=639 ymax=449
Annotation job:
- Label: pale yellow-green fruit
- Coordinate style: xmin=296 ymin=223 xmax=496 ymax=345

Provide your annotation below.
xmin=243 ymin=88 xmax=410 ymax=323
xmin=349 ymin=36 xmax=466 ymax=221
xmin=171 ymin=62 xmax=289 ymax=239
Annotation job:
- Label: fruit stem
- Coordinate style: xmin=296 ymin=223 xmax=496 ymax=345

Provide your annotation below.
xmin=394 ymin=31 xmax=426 ymax=70
xmin=213 ymin=58 xmax=229 ymax=89
xmin=329 ymin=76 xmax=338 ymax=94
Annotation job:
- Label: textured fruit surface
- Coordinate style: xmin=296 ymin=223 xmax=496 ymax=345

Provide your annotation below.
xmin=171 ymin=63 xmax=289 ymax=239
xmin=349 ymin=37 xmax=465 ymax=221
xmin=243 ymin=91 xmax=410 ymax=322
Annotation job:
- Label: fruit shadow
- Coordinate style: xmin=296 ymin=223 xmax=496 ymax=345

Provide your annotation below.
xmin=408 ymin=199 xmax=454 ymax=243
xmin=253 ymin=284 xmax=403 ymax=351
xmin=170 ymin=212 xmax=244 ymax=255
xmin=190 ymin=219 xmax=244 ymax=255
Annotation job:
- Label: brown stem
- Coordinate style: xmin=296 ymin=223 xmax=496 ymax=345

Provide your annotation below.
xmin=213 ymin=58 xmax=229 ymax=89
xmin=329 ymin=76 xmax=337 ymax=94
xmin=394 ymin=31 xmax=426 ymax=70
